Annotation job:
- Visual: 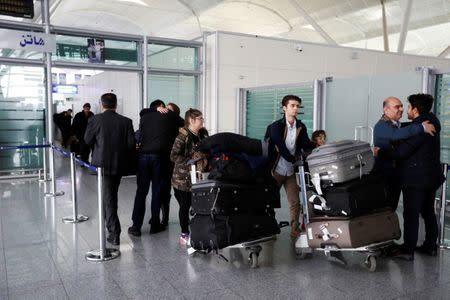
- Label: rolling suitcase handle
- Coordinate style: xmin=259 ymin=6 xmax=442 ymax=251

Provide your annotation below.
xmin=294 ymin=158 xmax=311 ymax=226
xmin=354 ymin=126 xmax=374 ymax=146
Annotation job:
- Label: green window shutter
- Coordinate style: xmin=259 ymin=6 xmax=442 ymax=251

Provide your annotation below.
xmin=245 ymin=84 xmax=314 ymax=140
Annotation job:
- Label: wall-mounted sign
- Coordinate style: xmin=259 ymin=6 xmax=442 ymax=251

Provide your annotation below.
xmin=0 ymin=0 xmax=34 ymax=19
xmin=0 ymin=29 xmax=56 ymax=53
xmin=52 ymin=84 xmax=78 ymax=94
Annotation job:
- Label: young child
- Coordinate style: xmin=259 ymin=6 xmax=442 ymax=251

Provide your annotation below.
xmin=312 ymin=130 xmax=326 ymax=148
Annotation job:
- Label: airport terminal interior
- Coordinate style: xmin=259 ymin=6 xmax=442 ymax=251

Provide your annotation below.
xmin=1 ymin=0 xmax=450 ymax=299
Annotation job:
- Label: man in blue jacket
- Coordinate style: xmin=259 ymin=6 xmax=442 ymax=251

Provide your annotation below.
xmin=265 ymin=95 xmax=314 ymax=238
xmin=376 ymin=94 xmax=445 ymax=260
xmin=374 ymin=96 xmax=435 ymax=210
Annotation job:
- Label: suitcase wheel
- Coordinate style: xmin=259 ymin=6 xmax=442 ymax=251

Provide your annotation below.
xmin=364 ymin=255 xmax=377 ymax=272
xmin=248 ymin=252 xmax=259 ymax=268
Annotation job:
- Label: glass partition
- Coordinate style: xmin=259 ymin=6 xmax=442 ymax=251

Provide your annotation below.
xmin=148 ymin=44 xmax=198 ymax=71
xmin=0 ymin=65 xmax=45 ymax=172
xmin=245 ymin=84 xmax=314 ymax=140
xmin=148 ymin=74 xmax=198 ymax=115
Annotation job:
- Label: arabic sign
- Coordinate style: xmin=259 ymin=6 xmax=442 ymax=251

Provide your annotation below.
xmin=0 ymin=29 xmax=56 ymax=53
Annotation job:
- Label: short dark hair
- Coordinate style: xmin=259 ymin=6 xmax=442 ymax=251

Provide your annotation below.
xmin=67 ymin=109 xmax=73 ymax=113
xmin=281 ymin=95 xmax=301 ymax=107
xmin=312 ymin=130 xmax=326 ymax=140
xmin=150 ymin=99 xmax=165 ymax=110
xmin=83 ymin=103 xmax=91 ymax=108
xmin=407 ymin=93 xmax=433 ymax=115
xmin=101 ymin=93 xmax=117 ymax=109
xmin=184 ymin=108 xmax=202 ymax=127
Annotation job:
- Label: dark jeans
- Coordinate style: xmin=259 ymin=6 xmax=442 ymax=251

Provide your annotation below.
xmin=402 ymin=187 xmax=439 ymax=253
xmin=160 ymin=162 xmax=174 ymax=225
xmin=174 ymin=188 xmax=191 ymax=234
xmin=103 ymin=175 xmax=122 ymax=237
xmin=132 ymin=154 xmax=168 ymax=228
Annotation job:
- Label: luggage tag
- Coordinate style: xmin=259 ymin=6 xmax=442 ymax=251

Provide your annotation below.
xmin=319 ymin=223 xmax=338 ymax=241
xmin=311 ymin=173 xmax=323 ymax=195
xmin=309 ymin=194 xmax=329 ymax=211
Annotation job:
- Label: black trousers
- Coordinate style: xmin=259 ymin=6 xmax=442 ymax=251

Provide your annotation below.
xmin=385 ymin=179 xmax=402 ymax=212
xmin=174 ymin=188 xmax=191 ymax=234
xmin=78 ymin=141 xmax=91 ymax=163
xmin=160 ymin=162 xmax=174 ymax=225
xmin=402 ymin=187 xmax=439 ymax=253
xmin=103 ymin=175 xmax=122 ymax=237
xmin=131 ymin=154 xmax=168 ymax=228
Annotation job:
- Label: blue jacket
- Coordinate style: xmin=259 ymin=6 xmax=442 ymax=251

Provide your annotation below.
xmin=264 ymin=117 xmax=314 ymax=172
xmin=374 ymin=115 xmax=424 ymax=173
xmin=378 ymin=112 xmax=445 ymax=190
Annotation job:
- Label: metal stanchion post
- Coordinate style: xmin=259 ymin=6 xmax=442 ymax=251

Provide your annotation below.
xmin=62 ymin=153 xmax=89 ymax=223
xmin=39 ymin=139 xmax=50 ymax=182
xmin=45 ymin=144 xmax=64 ymax=197
xmin=439 ymin=163 xmax=449 ymax=249
xmin=85 ymin=167 xmax=120 ymax=262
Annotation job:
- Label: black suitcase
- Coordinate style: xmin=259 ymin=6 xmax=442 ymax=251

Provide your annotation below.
xmin=191 ymin=180 xmax=280 ymax=215
xmin=190 ymin=213 xmax=280 ymax=251
xmin=312 ymin=173 xmax=390 ymax=217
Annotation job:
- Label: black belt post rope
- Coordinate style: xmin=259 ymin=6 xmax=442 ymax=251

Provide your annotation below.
xmin=85 ymin=167 xmax=120 ymax=262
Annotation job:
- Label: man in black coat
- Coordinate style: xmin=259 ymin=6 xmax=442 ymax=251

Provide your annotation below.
xmin=53 ymin=109 xmax=73 ymax=147
xmin=84 ymin=93 xmax=135 ymax=246
xmin=72 ymin=103 xmax=94 ymax=162
xmin=376 ymin=93 xmax=445 ymax=260
xmin=128 ymin=100 xmax=184 ymax=236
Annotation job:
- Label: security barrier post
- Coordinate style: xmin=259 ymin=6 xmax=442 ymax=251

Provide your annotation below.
xmin=62 ymin=152 xmax=89 ymax=223
xmin=44 ymin=144 xmax=64 ymax=197
xmin=85 ymin=167 xmax=120 ymax=262
xmin=439 ymin=163 xmax=449 ymax=249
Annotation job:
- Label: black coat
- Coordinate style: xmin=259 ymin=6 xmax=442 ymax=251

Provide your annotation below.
xmin=72 ymin=111 xmax=94 ymax=142
xmin=84 ymin=110 xmax=135 ymax=176
xmin=379 ymin=112 xmax=445 ymax=190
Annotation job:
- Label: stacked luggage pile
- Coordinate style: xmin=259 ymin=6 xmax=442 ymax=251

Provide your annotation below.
xmin=189 ymin=133 xmax=281 ymax=251
xmin=304 ymin=140 xmax=401 ymax=249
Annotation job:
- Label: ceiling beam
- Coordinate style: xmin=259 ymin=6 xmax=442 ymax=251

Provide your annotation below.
xmin=397 ymin=0 xmax=413 ymax=53
xmin=438 ymin=45 xmax=450 ymax=58
xmin=381 ymin=0 xmax=389 ymax=52
xmin=288 ymin=0 xmax=337 ymax=45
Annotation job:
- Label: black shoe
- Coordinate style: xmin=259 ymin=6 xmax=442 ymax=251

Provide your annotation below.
xmin=107 ymin=234 xmax=120 ymax=246
xmin=415 ymin=245 xmax=437 ymax=257
xmin=392 ymin=249 xmax=414 ymax=261
xmin=161 ymin=220 xmax=168 ymax=227
xmin=149 ymin=224 xmax=166 ymax=234
xmin=127 ymin=226 xmax=141 ymax=237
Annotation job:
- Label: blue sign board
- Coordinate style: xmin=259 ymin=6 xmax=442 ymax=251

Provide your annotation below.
xmin=52 ymin=84 xmax=78 ymax=94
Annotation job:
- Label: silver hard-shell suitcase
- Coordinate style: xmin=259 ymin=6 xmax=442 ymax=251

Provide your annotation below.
xmin=306 ymin=140 xmax=374 ymax=184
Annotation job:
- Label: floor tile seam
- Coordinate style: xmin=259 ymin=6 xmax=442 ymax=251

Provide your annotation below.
xmin=108 ymin=274 xmax=132 ymax=300
xmin=7 ymin=282 xmax=66 ymax=298
xmin=42 ymin=228 xmax=71 ymax=300
xmin=0 ymin=210 xmax=9 ymax=299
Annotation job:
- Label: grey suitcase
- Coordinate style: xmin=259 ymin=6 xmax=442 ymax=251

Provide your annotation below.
xmin=306 ymin=140 xmax=374 ymax=184
xmin=306 ymin=210 xmax=401 ymax=249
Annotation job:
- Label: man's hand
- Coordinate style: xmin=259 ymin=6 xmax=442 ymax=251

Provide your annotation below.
xmin=157 ymin=107 xmax=169 ymax=114
xmin=422 ymin=121 xmax=436 ymax=136
xmin=373 ymin=146 xmax=380 ymax=157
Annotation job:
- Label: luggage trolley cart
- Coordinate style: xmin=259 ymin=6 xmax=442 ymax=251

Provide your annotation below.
xmin=187 ymin=161 xmax=284 ymax=268
xmin=294 ymin=158 xmax=396 ymax=272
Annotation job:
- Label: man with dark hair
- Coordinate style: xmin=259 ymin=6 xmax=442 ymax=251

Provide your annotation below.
xmin=265 ymin=94 xmax=314 ymax=238
xmin=128 ymin=99 xmax=184 ymax=236
xmin=72 ymin=103 xmax=94 ymax=162
xmin=84 ymin=93 xmax=135 ymax=246
xmin=373 ymin=96 xmax=435 ymax=211
xmin=376 ymin=93 xmax=445 ymax=260
xmin=53 ymin=109 xmax=73 ymax=147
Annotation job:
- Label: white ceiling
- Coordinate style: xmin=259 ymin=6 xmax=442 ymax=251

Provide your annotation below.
xmin=3 ymin=0 xmax=450 ymax=58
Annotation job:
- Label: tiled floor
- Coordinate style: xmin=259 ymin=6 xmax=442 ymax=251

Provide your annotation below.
xmin=1 ymin=156 xmax=450 ymax=299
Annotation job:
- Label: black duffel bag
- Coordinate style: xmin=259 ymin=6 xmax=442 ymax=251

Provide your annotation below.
xmin=190 ymin=214 xmax=280 ymax=251
xmin=197 ymin=132 xmax=262 ymax=156
xmin=208 ymin=153 xmax=254 ymax=182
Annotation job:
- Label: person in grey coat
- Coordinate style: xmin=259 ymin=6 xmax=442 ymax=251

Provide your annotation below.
xmin=84 ymin=93 xmax=135 ymax=246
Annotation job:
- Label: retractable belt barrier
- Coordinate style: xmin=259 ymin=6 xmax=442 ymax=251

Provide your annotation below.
xmin=50 ymin=144 xmax=120 ymax=261
xmin=439 ymin=163 xmax=449 ymax=249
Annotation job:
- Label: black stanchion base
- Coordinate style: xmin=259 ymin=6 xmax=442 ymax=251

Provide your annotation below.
xmin=62 ymin=215 xmax=89 ymax=223
xmin=44 ymin=191 xmax=64 ymax=197
xmin=85 ymin=248 xmax=120 ymax=262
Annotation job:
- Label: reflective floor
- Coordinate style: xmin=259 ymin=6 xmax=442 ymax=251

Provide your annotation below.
xmin=1 ymin=156 xmax=450 ymax=299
